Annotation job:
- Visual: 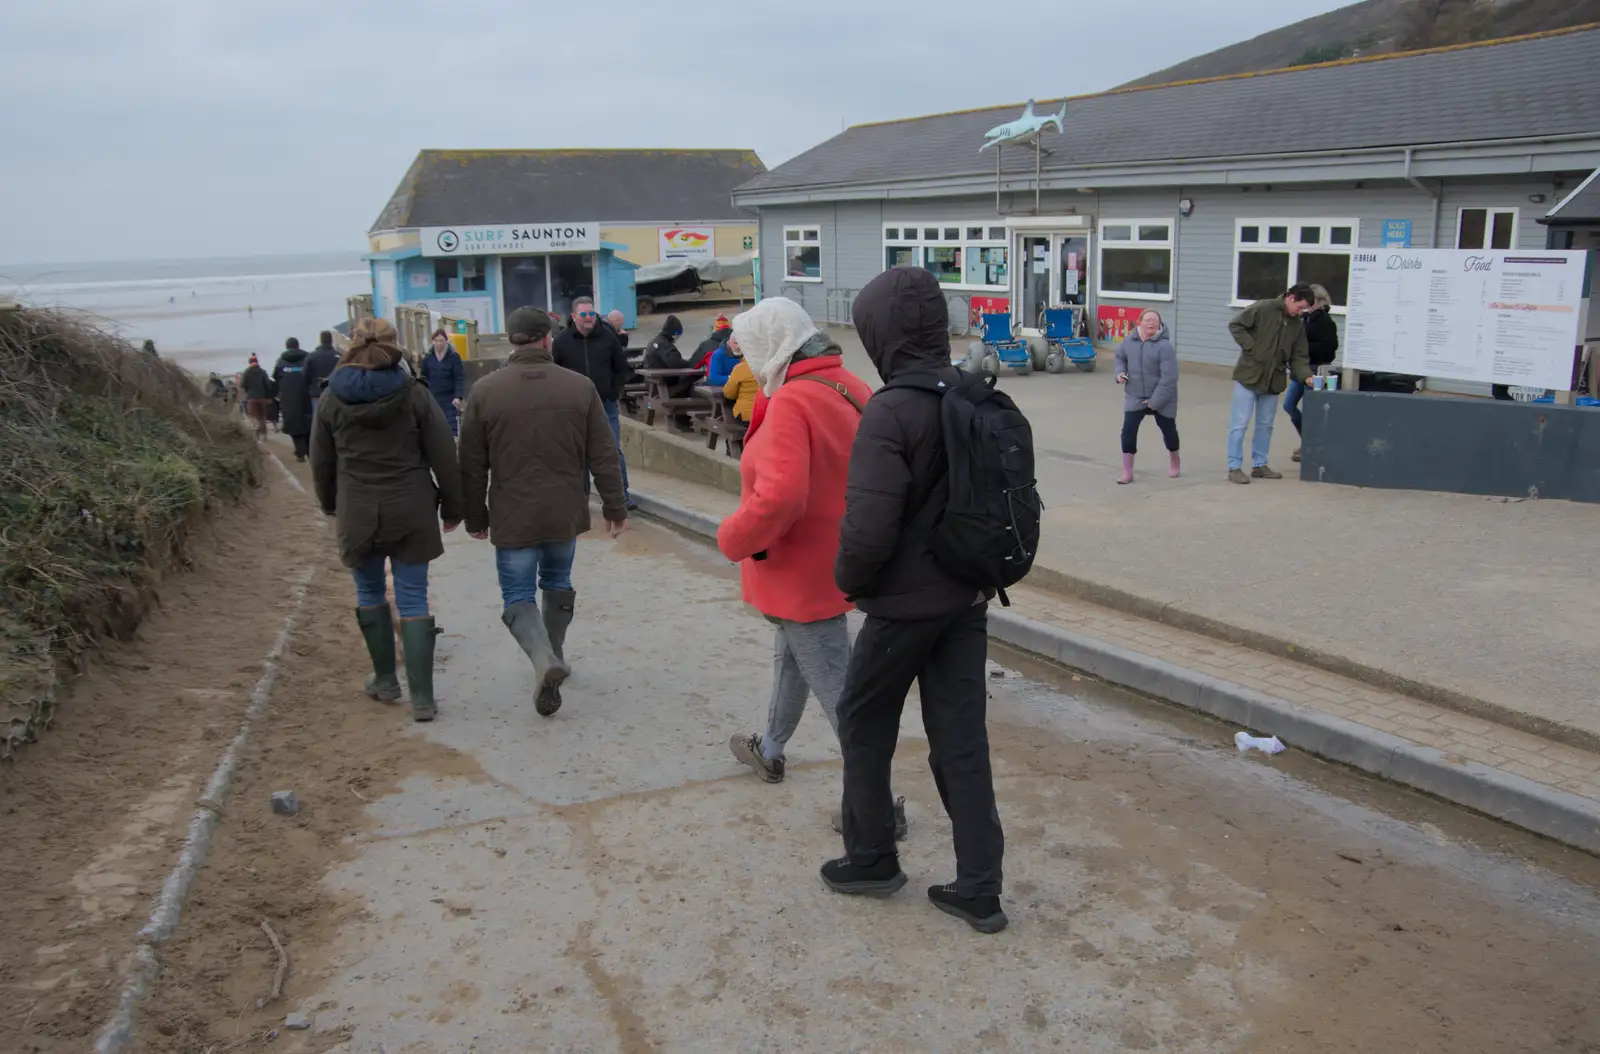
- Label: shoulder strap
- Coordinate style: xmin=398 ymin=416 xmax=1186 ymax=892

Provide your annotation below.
xmin=789 ymin=373 xmax=865 ymax=414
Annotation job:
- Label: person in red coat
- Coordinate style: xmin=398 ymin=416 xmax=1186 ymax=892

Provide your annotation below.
xmin=716 ymin=297 xmax=905 ymax=839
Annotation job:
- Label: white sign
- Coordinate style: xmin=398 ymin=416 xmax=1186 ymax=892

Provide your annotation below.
xmin=420 ymin=223 xmax=599 ymax=257
xmin=1344 ymin=249 xmax=1587 ymax=390
xmin=659 ymin=226 xmax=716 ymax=260
xmin=411 ymin=298 xmax=494 ymax=332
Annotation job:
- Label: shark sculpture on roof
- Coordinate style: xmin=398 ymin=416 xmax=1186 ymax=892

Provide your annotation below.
xmin=979 ymin=99 xmax=1067 ymax=152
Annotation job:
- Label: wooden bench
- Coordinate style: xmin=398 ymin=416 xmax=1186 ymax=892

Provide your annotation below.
xmin=693 ymin=386 xmax=748 ymax=457
xmin=636 ymin=368 xmax=713 ymax=430
xmin=619 ymin=381 xmax=649 ymax=420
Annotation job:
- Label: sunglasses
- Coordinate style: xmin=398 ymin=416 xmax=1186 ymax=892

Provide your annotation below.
xmin=576 ymin=310 xmax=597 ymax=319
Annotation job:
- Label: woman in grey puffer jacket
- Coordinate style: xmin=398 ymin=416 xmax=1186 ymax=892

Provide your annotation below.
xmin=1112 ymin=308 xmax=1180 ymax=483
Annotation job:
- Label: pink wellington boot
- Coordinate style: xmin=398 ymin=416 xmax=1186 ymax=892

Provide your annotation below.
xmin=1169 ymin=451 xmax=1181 ymax=478
xmin=1117 ymin=453 xmax=1135 ymax=484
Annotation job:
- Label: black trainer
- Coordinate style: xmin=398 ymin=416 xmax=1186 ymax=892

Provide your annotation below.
xmin=820 ymin=855 xmax=907 ymax=896
xmin=928 ymin=884 xmax=1009 ymax=933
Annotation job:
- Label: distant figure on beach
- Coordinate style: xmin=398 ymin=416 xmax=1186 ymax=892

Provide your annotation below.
xmin=273 ymin=337 xmax=314 ymax=462
xmin=240 ymin=355 xmax=275 ymax=439
xmin=304 ymin=330 xmax=340 ymax=419
xmin=140 ymin=339 xmax=159 ymax=359
xmin=248 ymin=305 xmax=254 ymax=316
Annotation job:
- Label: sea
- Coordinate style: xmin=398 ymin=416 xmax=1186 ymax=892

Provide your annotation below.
xmin=0 ymin=251 xmax=369 ymax=377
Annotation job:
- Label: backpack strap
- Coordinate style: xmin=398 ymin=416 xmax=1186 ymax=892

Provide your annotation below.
xmin=788 ymin=373 xmax=865 ymax=413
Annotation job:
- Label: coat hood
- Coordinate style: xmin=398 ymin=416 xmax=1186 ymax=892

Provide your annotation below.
xmin=328 ymin=364 xmax=411 ymax=424
xmin=278 ymin=347 xmax=308 ymax=365
xmin=732 ymin=297 xmax=822 ymax=397
xmin=851 ymin=268 xmax=951 ymax=382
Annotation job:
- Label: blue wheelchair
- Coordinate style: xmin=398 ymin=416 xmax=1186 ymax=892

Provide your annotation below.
xmin=974 ymin=312 xmax=1035 ymax=376
xmin=1041 ymin=307 xmax=1097 ymax=373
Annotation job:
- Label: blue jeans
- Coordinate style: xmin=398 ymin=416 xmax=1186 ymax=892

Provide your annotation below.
xmin=1283 ymin=378 xmax=1306 ymax=435
xmin=310 ymin=397 xmax=319 ymax=421
xmin=495 ymin=541 xmax=577 ymax=607
xmin=351 ymin=556 xmax=430 ymax=618
xmin=586 ymin=399 xmax=630 ymax=497
xmin=1228 ymin=381 xmax=1278 ymax=470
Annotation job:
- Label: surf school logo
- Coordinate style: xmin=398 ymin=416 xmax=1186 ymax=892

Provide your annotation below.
xmin=435 ymin=229 xmax=460 ymax=253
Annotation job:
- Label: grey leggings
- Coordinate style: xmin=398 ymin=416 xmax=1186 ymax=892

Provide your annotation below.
xmin=759 ymin=614 xmax=848 ymax=761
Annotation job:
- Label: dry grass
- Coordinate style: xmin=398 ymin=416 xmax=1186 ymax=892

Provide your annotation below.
xmin=0 ymin=306 xmax=258 ymax=760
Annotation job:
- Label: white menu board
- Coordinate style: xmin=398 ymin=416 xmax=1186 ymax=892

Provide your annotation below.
xmin=1343 ymin=249 xmax=1586 ymax=390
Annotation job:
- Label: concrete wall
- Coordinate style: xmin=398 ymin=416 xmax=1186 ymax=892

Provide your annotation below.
xmin=752 ymin=175 xmax=1566 ymax=367
xmin=1300 ymin=391 xmax=1600 ymax=502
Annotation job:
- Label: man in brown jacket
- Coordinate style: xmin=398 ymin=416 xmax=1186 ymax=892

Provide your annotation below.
xmin=459 ymin=307 xmax=628 ymax=717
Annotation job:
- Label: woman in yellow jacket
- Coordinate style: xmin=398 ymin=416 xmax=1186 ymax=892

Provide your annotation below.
xmin=722 ymin=341 xmax=760 ymax=422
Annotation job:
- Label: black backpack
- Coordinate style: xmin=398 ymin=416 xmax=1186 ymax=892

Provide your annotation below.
xmin=886 ymin=371 xmax=1041 ymax=605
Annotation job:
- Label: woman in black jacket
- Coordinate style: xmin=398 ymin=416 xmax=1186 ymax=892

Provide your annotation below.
xmin=1287 ymin=283 xmax=1339 ymax=462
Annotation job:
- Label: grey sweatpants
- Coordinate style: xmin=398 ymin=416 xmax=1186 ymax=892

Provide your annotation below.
xmin=759 ymin=614 xmax=848 ymax=762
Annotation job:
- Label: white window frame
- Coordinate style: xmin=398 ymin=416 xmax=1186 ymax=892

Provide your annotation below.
xmin=1455 ymin=206 xmax=1518 ymax=251
xmin=782 ymin=225 xmax=823 ymax=283
xmin=881 ymin=222 xmax=1010 ymax=292
xmin=1230 ymin=218 xmax=1360 ymax=313
xmin=1096 ymin=218 xmax=1175 ymax=302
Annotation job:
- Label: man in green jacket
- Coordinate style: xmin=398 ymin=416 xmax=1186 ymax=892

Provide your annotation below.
xmin=1225 ymin=284 xmax=1316 ymax=484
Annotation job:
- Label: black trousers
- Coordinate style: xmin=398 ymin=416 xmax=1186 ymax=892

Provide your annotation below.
xmin=838 ymin=604 xmax=1004 ymax=896
xmin=1120 ymin=408 xmax=1179 ymax=455
xmin=290 ymin=433 xmax=309 ymax=459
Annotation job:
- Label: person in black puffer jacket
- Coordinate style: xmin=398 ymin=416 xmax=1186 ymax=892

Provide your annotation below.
xmin=1287 ymin=283 xmax=1339 ymax=462
xmin=273 ymin=337 xmax=314 ymax=460
xmin=821 ymin=266 xmax=1007 ymax=936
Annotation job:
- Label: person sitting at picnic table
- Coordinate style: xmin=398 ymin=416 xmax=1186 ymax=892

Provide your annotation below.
xmin=722 ymin=341 xmax=760 ymax=423
xmin=643 ymin=315 xmax=697 ymax=397
xmin=707 ymin=324 xmax=741 ymax=387
xmin=690 ymin=314 xmax=733 ymax=372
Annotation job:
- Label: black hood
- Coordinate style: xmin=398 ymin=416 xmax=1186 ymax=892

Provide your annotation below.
xmin=851 ymin=268 xmax=951 ymax=383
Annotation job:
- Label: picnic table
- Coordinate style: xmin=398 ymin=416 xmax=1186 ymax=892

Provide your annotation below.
xmin=635 ymin=367 xmax=713 ymax=430
xmin=693 ymin=385 xmax=748 ymax=457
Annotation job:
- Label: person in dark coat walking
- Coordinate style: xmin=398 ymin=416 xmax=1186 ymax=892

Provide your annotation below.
xmin=1287 ymin=284 xmax=1338 ymax=462
xmin=273 ymin=337 xmax=314 ymax=460
xmin=821 ymin=267 xmax=1007 ymax=935
xmin=554 ymin=297 xmax=634 ymax=503
xmin=1113 ymin=309 xmax=1181 ymax=483
xmin=240 ymin=354 xmax=275 ymax=438
xmin=304 ymin=329 xmax=340 ymax=419
xmin=310 ymin=318 xmax=464 ymax=723
xmin=420 ymin=330 xmax=466 ymax=436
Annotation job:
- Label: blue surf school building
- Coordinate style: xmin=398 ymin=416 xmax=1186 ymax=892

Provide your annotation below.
xmin=365 ymin=148 xmax=766 ymax=334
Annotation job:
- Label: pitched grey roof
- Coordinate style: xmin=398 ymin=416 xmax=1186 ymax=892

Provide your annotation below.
xmin=739 ymin=26 xmax=1600 ymax=195
xmin=1542 ymin=167 xmax=1600 ymax=224
xmin=371 ymin=149 xmax=766 ymax=232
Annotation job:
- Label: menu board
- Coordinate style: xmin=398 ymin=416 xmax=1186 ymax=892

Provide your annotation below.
xmin=1343 ymin=249 xmax=1586 ymax=390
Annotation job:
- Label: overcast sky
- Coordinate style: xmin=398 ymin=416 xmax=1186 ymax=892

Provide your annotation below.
xmin=0 ymin=0 xmax=1352 ymax=265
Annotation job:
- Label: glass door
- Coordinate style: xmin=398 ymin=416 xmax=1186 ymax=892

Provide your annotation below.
xmin=1018 ymin=235 xmax=1051 ymax=332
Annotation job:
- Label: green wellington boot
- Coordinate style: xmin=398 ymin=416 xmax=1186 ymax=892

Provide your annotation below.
xmin=501 ymin=601 xmax=568 ymax=717
xmin=539 ymin=589 xmax=577 ymax=715
xmin=399 ymin=616 xmax=439 ymax=722
xmin=355 ymin=604 xmax=402 ymax=702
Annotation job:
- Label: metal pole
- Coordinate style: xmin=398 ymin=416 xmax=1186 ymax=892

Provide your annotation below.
xmin=1034 ymin=143 xmax=1041 ymax=214
xmin=995 ymin=146 xmax=1002 ymax=213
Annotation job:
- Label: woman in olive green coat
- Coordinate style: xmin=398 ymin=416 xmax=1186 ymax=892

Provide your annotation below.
xmin=310 ymin=319 xmax=464 ymax=721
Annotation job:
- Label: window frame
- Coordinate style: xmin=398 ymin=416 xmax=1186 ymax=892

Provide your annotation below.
xmin=1454 ymin=206 xmax=1518 ymax=251
xmin=782 ymin=225 xmax=823 ymax=283
xmin=1096 ymin=217 xmax=1175 ymax=302
xmin=881 ymin=222 xmax=1010 ymax=292
xmin=432 ymin=255 xmax=490 ymax=294
xmin=1230 ymin=218 xmax=1359 ymax=313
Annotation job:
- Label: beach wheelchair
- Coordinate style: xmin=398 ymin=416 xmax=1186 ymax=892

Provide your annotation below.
xmin=971 ymin=311 xmax=1035 ymax=376
xmin=1042 ymin=306 xmax=1096 ymax=373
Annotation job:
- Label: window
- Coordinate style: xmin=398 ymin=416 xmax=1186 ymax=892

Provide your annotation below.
xmin=881 ymin=223 xmax=1008 ymax=289
xmin=1098 ymin=219 xmax=1174 ymax=300
xmin=783 ymin=226 xmax=821 ymax=281
xmin=1233 ymin=218 xmax=1358 ymax=308
xmin=1456 ymin=207 xmax=1516 ymax=250
xmin=432 ymin=256 xmax=488 ymax=293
